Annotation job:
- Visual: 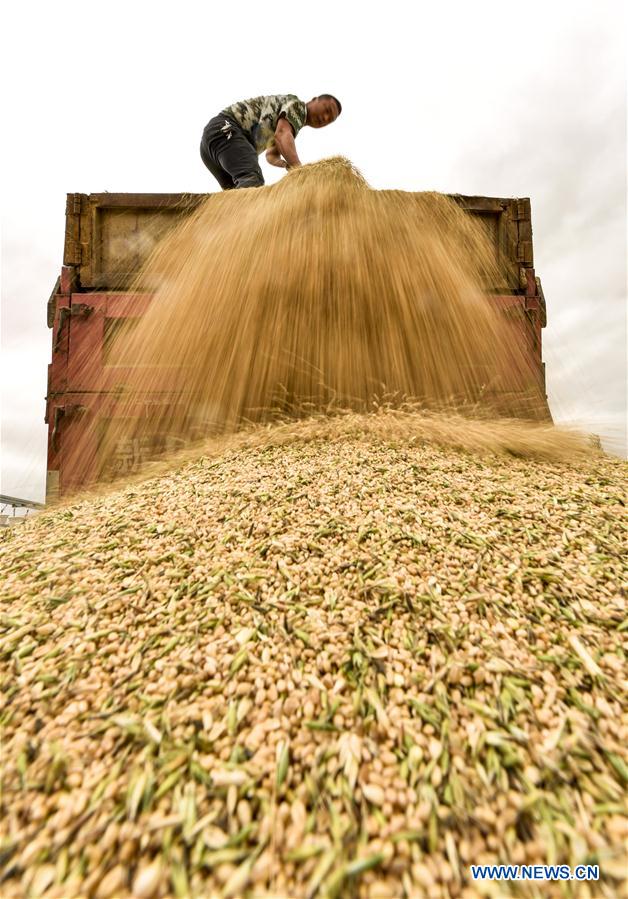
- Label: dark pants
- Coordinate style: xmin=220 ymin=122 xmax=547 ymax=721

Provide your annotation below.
xmin=200 ymin=115 xmax=264 ymax=190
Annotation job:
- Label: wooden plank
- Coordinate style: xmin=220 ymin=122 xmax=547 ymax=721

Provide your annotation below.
xmin=86 ymin=193 xmax=206 ymax=209
xmin=63 ymin=193 xmax=82 ymax=265
xmin=518 ymin=220 xmax=532 ymax=243
xmin=517 ymin=241 xmax=534 ymax=266
xmin=488 ymin=199 xmax=516 ymax=293
xmin=452 ymin=195 xmax=509 ymax=213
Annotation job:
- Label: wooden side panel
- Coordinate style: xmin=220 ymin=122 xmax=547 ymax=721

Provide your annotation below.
xmin=63 ymin=194 xmax=83 ymax=265
xmin=65 ymin=192 xmax=536 ymax=294
xmin=453 ymin=196 xmax=531 ymax=294
xmin=70 ymin=193 xmax=205 ymax=289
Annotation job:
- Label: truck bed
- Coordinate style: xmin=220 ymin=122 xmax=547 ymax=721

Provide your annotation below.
xmin=45 ymin=192 xmax=548 ymax=501
xmin=61 ymin=191 xmax=538 ymax=296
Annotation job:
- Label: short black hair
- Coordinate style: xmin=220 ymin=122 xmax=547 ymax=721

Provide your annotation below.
xmin=317 ymin=94 xmax=342 ymax=116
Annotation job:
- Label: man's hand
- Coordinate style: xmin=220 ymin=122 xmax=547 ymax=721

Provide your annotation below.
xmin=265 ymin=145 xmax=287 ymax=168
xmin=274 ymin=116 xmax=302 ymax=169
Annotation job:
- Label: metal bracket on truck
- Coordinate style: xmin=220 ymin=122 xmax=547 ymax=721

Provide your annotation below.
xmin=53 ymin=303 xmax=94 ymax=353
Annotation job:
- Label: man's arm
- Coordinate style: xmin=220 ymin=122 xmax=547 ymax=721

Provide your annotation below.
xmin=273 ymin=116 xmax=302 ymax=168
xmin=265 ymin=144 xmax=287 ymax=168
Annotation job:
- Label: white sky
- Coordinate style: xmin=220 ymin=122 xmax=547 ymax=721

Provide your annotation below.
xmin=1 ymin=0 xmax=626 ymax=503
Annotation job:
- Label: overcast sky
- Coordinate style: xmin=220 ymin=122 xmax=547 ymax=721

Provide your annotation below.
xmin=1 ymin=0 xmax=626 ymax=503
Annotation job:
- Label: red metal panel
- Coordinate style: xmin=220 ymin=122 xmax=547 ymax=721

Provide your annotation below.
xmin=64 ymin=292 xmax=172 ymax=392
xmin=47 ymin=283 xmax=550 ymax=498
xmin=49 ymin=392 xmax=187 ymax=494
xmin=486 ymin=294 xmax=545 ymax=394
xmin=46 ymin=278 xmax=72 ymax=488
xmin=60 ymin=265 xmax=77 ymax=295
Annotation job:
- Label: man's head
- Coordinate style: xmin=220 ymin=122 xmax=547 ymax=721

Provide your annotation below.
xmin=306 ymin=94 xmax=342 ymax=128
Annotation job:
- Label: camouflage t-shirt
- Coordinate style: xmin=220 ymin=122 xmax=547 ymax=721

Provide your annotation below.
xmin=221 ymin=94 xmax=307 ymax=154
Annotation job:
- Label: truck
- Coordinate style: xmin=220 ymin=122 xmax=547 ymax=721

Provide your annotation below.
xmin=45 ymin=191 xmax=549 ymax=502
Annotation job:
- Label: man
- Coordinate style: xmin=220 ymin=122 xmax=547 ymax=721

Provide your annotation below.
xmin=200 ymin=94 xmax=342 ymax=190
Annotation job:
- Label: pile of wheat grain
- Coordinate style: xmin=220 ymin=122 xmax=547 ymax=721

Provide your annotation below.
xmin=1 ymin=413 xmax=626 ymax=898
